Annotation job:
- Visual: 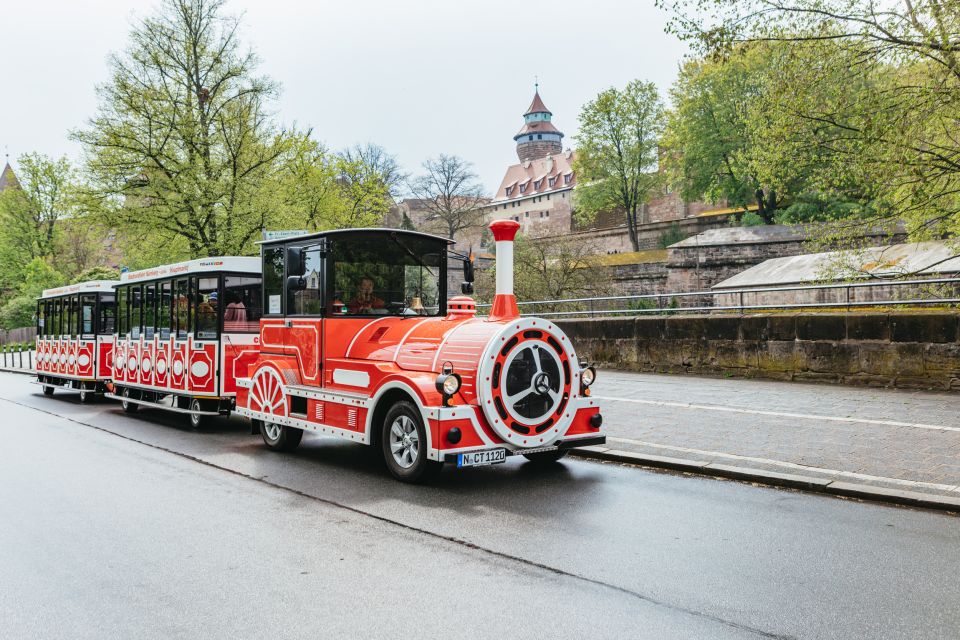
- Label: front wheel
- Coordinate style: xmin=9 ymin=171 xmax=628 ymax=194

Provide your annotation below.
xmin=78 ymin=387 xmax=93 ymax=404
xmin=121 ymin=387 xmax=138 ymax=413
xmin=259 ymin=420 xmax=303 ymax=452
xmin=42 ymin=384 xmax=54 ymax=396
xmin=381 ymin=401 xmax=441 ymax=483
xmin=522 ymin=449 xmax=569 ymax=464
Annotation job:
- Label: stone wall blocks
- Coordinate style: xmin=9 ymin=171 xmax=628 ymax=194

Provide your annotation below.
xmin=890 ymin=313 xmax=958 ymax=343
xmin=846 ymin=314 xmax=890 ymax=341
xmin=796 ymin=314 xmax=847 ymax=341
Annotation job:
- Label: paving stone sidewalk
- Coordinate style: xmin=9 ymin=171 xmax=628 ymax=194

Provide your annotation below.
xmin=581 ymin=370 xmax=960 ymax=508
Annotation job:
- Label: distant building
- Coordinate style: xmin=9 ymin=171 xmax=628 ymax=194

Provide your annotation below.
xmin=484 ymin=89 xmax=577 ymax=237
xmin=0 ymin=161 xmax=19 ymax=192
xmin=484 ymin=88 xmax=733 ymax=253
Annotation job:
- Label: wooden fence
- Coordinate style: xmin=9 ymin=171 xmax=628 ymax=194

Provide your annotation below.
xmin=0 ymin=326 xmax=36 ymax=346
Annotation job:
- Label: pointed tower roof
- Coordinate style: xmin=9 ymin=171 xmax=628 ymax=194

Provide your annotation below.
xmin=524 ymin=91 xmax=551 ymax=116
xmin=0 ymin=163 xmax=19 ymax=191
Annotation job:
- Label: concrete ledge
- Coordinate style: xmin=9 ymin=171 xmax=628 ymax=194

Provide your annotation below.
xmin=569 ymin=448 xmax=960 ymax=514
xmin=558 ymin=312 xmax=960 ymax=390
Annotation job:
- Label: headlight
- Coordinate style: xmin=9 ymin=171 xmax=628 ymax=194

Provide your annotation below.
xmin=436 ymin=372 xmax=462 ymax=397
xmin=581 ymin=366 xmax=596 ymax=387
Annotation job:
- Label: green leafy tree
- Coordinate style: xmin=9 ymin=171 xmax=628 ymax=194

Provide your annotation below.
xmin=0 ymin=258 xmax=64 ymax=330
xmin=74 ymin=0 xmax=289 ymax=257
xmin=573 ymin=80 xmax=665 ymax=251
xmin=71 ymin=266 xmax=122 ymax=283
xmin=658 ymin=0 xmax=960 ymax=240
xmin=0 ymin=154 xmax=75 ymax=289
xmin=272 ymin=134 xmax=389 ymax=233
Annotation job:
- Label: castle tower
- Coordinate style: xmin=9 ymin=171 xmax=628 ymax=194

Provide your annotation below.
xmin=513 ymin=88 xmax=564 ymax=162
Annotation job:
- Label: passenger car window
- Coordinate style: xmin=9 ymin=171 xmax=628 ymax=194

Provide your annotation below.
xmin=223 ymin=276 xmax=262 ymax=332
xmin=194 ymin=276 xmax=219 ymax=339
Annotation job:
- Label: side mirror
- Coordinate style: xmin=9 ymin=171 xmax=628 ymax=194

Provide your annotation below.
xmin=286 ymin=246 xmax=307 ymax=277
xmin=462 ymin=258 xmax=475 ymax=283
xmin=286 ymin=275 xmax=306 ymax=292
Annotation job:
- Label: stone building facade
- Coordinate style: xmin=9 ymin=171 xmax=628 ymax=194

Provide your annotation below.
xmin=479 ymin=88 xmax=731 ymax=255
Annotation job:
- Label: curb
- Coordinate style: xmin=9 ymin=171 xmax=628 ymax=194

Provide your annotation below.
xmin=570 ymin=446 xmax=960 ymax=514
xmin=0 ymin=367 xmax=35 ymax=376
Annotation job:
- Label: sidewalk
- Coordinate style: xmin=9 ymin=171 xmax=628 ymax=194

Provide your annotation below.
xmin=575 ymin=371 xmax=960 ymax=511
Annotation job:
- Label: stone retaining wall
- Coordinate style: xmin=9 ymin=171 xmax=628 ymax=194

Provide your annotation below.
xmin=557 ymin=312 xmax=960 ymax=390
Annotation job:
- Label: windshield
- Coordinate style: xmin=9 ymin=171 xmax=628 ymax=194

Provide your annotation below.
xmin=330 ymin=233 xmax=445 ymax=316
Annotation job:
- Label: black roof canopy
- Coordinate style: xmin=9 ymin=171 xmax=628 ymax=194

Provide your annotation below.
xmin=259 ymin=227 xmax=453 ymax=248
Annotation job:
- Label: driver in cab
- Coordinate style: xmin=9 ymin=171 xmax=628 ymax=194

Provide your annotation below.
xmin=348 ymin=277 xmax=385 ymax=315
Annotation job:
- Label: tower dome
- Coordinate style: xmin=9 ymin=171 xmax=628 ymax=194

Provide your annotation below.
xmin=513 ymin=88 xmax=564 ymax=162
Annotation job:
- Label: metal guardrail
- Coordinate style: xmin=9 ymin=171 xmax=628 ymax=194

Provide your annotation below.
xmin=476 ymin=276 xmax=960 ymax=318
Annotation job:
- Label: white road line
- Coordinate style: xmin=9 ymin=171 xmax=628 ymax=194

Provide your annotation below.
xmin=606 ymin=436 xmax=960 ymax=493
xmin=593 ymin=395 xmax=960 ymax=433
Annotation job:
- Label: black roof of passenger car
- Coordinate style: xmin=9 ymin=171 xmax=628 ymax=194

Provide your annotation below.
xmin=258 ymin=228 xmax=454 ymax=247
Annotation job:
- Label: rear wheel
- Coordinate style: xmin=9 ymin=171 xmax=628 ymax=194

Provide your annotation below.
xmin=522 ymin=449 xmax=569 ymax=464
xmin=78 ymin=387 xmax=92 ymax=404
xmin=381 ymin=401 xmax=441 ymax=483
xmin=42 ymin=384 xmax=54 ymax=396
xmin=260 ymin=420 xmax=303 ymax=452
xmin=188 ymin=398 xmax=207 ymax=429
xmin=121 ymin=387 xmax=138 ymax=413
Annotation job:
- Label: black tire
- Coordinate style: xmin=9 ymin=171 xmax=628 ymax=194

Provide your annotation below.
xmin=121 ymin=387 xmax=138 ymax=413
xmin=522 ymin=449 xmax=569 ymax=464
xmin=188 ymin=398 xmax=208 ymax=430
xmin=78 ymin=387 xmax=93 ymax=404
xmin=381 ymin=400 xmax=442 ymax=483
xmin=259 ymin=419 xmax=304 ymax=452
xmin=42 ymin=384 xmax=54 ymax=396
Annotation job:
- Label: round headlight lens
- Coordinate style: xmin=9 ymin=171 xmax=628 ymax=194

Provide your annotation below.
xmin=442 ymin=373 xmax=461 ymax=396
xmin=581 ymin=366 xmax=596 ymax=387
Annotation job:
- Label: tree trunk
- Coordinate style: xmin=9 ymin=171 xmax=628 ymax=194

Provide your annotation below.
xmin=755 ymin=188 xmax=777 ymax=224
xmin=626 ymin=206 xmax=640 ymax=251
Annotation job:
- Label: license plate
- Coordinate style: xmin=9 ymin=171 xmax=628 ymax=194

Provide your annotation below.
xmin=457 ymin=449 xmax=507 ymax=468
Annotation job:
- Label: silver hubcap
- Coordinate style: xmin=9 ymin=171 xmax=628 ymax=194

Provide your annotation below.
xmin=389 ymin=415 xmax=419 ymax=469
xmin=264 ymin=422 xmax=282 ymax=441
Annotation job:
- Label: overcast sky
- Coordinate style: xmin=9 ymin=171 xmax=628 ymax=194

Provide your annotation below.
xmin=0 ymin=0 xmax=689 ymax=193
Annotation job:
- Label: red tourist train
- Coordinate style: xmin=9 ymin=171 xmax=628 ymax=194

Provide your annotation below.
xmin=35 ymin=280 xmax=119 ymax=402
xmin=104 ymin=257 xmax=263 ymax=428
xmin=33 ymin=221 xmax=604 ymax=481
xmin=236 ymin=221 xmax=604 ymax=481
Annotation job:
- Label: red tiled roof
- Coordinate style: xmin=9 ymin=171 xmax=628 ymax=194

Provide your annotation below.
xmin=492 ymin=151 xmax=576 ymax=201
xmin=513 ymin=119 xmax=562 ymax=139
xmin=525 ymin=91 xmax=550 ymax=115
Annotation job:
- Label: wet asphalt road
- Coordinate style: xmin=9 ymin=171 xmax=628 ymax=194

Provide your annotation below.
xmin=0 ymin=372 xmax=958 ymax=640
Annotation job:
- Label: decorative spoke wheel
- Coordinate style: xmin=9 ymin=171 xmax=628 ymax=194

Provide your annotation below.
xmin=477 ymin=321 xmax=577 ymax=448
xmin=389 ymin=415 xmax=420 ymax=469
xmin=251 ymin=367 xmax=303 ymax=452
xmin=249 ymin=367 xmax=286 ymax=418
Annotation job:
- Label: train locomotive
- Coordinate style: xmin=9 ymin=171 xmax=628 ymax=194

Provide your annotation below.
xmin=236 ymin=220 xmax=604 ymax=481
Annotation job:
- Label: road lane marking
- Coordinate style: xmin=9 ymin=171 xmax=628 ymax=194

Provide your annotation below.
xmin=593 ymin=396 xmax=960 ymax=433
xmin=606 ymin=436 xmax=960 ymax=493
